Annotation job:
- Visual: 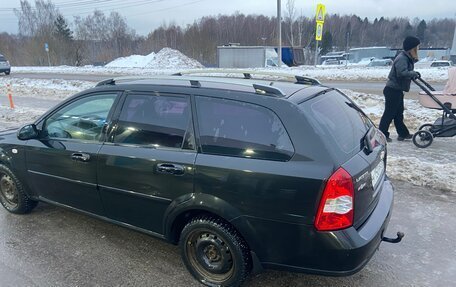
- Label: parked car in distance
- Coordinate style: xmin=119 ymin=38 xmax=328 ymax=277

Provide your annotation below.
xmin=368 ymin=59 xmax=393 ymax=67
xmin=0 ymin=72 xmax=402 ymax=287
xmin=430 ymin=60 xmax=453 ymax=67
xmin=321 ymin=58 xmax=340 ymax=65
xmin=0 ymin=54 xmax=11 ymax=75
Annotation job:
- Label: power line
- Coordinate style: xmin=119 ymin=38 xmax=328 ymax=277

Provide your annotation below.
xmin=125 ymin=0 xmax=207 ymax=17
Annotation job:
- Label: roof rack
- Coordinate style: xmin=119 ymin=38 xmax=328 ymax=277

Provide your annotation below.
xmin=95 ymin=78 xmax=116 ymax=87
xmin=93 ymin=74 xmax=289 ymax=97
xmin=95 ymin=76 xmax=167 ymax=87
xmin=172 ymin=69 xmax=321 ymax=86
xmin=253 ymin=84 xmax=285 ymax=97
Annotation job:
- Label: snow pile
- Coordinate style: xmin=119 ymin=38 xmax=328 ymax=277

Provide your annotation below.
xmin=145 ymin=48 xmax=204 ymax=69
xmin=106 ymin=48 xmax=203 ymax=69
xmin=105 ymin=52 xmax=157 ymax=68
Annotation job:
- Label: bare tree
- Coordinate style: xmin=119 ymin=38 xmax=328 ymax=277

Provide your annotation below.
xmin=285 ymin=0 xmax=296 ymax=46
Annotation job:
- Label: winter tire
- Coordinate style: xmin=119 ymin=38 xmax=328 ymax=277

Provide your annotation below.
xmin=179 ymin=216 xmax=252 ymax=287
xmin=0 ymin=164 xmax=38 ymax=214
xmin=412 ymin=130 xmax=433 ymax=148
xmin=5 ymin=70 xmax=10 ymax=75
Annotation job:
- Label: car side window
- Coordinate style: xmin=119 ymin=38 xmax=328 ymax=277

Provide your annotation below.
xmin=196 ymin=96 xmax=294 ymax=161
xmin=44 ymin=93 xmax=117 ymax=141
xmin=112 ymin=93 xmax=194 ymax=150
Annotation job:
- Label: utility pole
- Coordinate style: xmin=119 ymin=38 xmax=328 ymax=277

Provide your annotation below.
xmin=277 ymin=0 xmax=282 ymax=67
xmin=451 ymin=13 xmax=456 ymax=62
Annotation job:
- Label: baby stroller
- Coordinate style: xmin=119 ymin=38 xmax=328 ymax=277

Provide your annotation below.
xmin=412 ymin=67 xmax=456 ymax=148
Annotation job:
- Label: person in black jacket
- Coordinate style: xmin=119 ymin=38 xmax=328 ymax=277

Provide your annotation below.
xmin=379 ymin=36 xmax=421 ymax=142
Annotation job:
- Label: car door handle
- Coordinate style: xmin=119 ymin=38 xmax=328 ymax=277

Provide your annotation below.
xmin=71 ymin=152 xmax=91 ymax=162
xmin=156 ymin=163 xmax=185 ymax=175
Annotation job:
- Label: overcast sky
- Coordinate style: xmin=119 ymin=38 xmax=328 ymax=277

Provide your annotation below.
xmin=1 ymin=0 xmax=455 ymax=35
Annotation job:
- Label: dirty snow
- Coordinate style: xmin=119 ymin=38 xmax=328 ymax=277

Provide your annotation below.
xmin=0 ymin=76 xmax=454 ymax=193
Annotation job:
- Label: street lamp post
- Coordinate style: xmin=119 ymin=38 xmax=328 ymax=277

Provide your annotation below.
xmin=277 ymin=0 xmax=282 ymax=67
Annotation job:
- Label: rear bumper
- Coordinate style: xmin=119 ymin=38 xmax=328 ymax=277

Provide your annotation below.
xmin=232 ymin=178 xmax=395 ymax=276
xmin=0 ymin=68 xmax=10 ymax=73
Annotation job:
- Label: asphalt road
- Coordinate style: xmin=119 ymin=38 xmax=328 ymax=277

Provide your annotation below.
xmin=7 ymin=73 xmax=446 ymax=98
xmin=0 ymin=179 xmax=455 ymax=287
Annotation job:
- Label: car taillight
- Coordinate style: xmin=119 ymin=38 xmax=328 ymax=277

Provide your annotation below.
xmin=315 ymin=167 xmax=354 ymax=231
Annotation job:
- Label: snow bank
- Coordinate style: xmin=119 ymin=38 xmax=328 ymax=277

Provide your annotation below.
xmin=0 ymin=106 xmax=47 ymax=129
xmin=0 ymin=78 xmax=92 ymax=92
xmin=344 ymin=90 xmax=456 ymax=193
xmin=105 ymin=48 xmax=203 ymax=69
xmin=11 ymin=65 xmax=450 ymax=82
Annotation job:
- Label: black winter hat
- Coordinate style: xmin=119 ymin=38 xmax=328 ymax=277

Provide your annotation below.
xmin=403 ymin=36 xmax=420 ymax=51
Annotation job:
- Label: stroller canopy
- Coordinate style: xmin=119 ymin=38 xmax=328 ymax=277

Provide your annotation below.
xmin=443 ymin=67 xmax=456 ymax=95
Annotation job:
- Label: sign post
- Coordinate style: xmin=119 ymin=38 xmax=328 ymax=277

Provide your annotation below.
xmin=314 ymin=4 xmax=326 ymax=66
xmin=45 ymin=43 xmax=51 ymax=66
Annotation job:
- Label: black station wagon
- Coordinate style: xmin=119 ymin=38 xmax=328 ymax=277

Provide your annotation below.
xmin=0 ymin=72 xmax=402 ymax=286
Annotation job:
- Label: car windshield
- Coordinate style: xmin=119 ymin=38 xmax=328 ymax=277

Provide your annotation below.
xmin=0 ymin=56 xmax=6 ymax=61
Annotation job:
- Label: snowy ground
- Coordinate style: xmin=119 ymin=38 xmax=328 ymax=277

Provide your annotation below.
xmin=0 ymin=76 xmax=454 ymax=193
xmin=345 ymin=90 xmax=456 ymax=193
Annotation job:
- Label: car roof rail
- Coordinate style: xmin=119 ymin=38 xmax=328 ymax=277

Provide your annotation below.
xmin=172 ymin=69 xmax=321 ymax=86
xmin=252 ymin=84 xmax=285 ymax=97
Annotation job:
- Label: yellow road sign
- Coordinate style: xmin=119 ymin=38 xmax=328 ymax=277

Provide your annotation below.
xmin=316 ymin=3 xmax=326 ymax=23
xmin=315 ymin=22 xmax=323 ymax=41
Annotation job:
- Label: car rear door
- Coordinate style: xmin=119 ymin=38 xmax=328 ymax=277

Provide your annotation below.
xmin=25 ymin=92 xmax=121 ymax=214
xmin=97 ymin=91 xmax=196 ymax=235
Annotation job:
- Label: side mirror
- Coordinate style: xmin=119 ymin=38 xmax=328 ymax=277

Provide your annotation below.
xmin=17 ymin=124 xmax=39 ymax=140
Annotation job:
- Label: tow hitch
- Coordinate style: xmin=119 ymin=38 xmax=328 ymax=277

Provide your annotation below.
xmin=382 ymin=231 xmax=404 ymax=243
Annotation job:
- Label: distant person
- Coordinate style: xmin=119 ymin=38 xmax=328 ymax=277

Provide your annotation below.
xmin=379 ymin=36 xmax=421 ymax=142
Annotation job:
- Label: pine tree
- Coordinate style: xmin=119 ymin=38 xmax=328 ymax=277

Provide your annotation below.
xmin=320 ymin=31 xmax=333 ymax=55
xmin=417 ymin=20 xmax=427 ymax=44
xmin=54 ymin=14 xmax=73 ymax=40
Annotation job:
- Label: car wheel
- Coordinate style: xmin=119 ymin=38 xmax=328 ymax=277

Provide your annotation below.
xmin=0 ymin=164 xmax=38 ymax=214
xmin=5 ymin=70 xmax=10 ymax=75
xmin=179 ymin=216 xmax=252 ymax=287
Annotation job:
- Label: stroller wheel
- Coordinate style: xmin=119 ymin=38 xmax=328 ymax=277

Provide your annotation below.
xmin=413 ymin=130 xmax=433 ymax=148
xmin=418 ymin=123 xmax=434 ymax=132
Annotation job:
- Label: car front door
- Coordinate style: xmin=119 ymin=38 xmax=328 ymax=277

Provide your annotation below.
xmin=97 ymin=91 xmax=196 ymax=235
xmin=25 ymin=92 xmax=120 ymax=214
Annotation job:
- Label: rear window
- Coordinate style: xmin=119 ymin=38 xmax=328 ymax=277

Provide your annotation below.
xmin=299 ymin=90 xmax=372 ymax=158
xmin=0 ymin=56 xmax=6 ymax=61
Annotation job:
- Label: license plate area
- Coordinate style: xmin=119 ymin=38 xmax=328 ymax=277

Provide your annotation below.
xmin=371 ymin=160 xmax=384 ymax=189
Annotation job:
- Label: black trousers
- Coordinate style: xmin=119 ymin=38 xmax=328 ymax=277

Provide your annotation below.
xmin=379 ymin=86 xmax=410 ymax=138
